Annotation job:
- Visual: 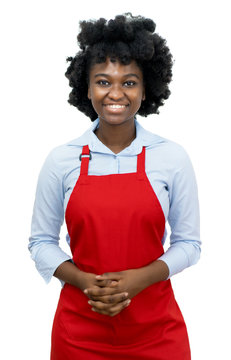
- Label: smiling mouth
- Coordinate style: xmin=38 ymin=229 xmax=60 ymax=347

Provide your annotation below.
xmin=103 ymin=104 xmax=128 ymax=109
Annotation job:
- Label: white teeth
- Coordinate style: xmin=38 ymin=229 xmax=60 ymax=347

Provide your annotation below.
xmin=106 ymin=105 xmax=126 ymax=109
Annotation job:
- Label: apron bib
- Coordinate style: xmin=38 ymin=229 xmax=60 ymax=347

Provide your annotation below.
xmin=51 ymin=145 xmax=191 ymax=359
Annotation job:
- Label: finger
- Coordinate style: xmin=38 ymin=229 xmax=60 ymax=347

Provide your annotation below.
xmin=95 ymin=272 xmax=122 ymax=281
xmin=92 ymin=307 xmax=121 ymax=317
xmin=84 ymin=286 xmax=120 ymax=298
xmin=89 ymin=298 xmax=131 ymax=311
xmin=88 ymin=300 xmax=111 ymax=311
xmin=91 ymin=292 xmax=129 ymax=304
xmin=83 ymin=285 xmax=101 ymax=296
xmin=95 ymin=279 xmax=118 ymax=287
xmin=107 ymin=299 xmax=131 ymax=316
xmin=89 ymin=299 xmax=131 ymax=317
xmin=91 ymin=307 xmax=109 ymax=316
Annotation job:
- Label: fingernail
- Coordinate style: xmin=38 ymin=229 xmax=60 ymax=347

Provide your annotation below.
xmin=88 ymin=300 xmax=91 ymax=305
xmin=124 ymin=292 xmax=129 ymax=297
xmin=126 ymin=299 xmax=131 ymax=306
xmin=84 ymin=289 xmax=88 ymax=294
xmin=96 ymin=275 xmax=102 ymax=279
xmin=111 ymin=281 xmax=118 ymax=286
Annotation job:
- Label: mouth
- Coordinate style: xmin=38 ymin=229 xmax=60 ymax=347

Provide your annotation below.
xmin=103 ymin=104 xmax=128 ymax=109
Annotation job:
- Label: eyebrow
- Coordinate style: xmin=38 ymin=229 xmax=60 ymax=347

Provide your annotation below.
xmin=94 ymin=73 xmax=140 ymax=79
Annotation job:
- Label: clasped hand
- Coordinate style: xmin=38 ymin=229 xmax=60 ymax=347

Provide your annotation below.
xmin=83 ymin=269 xmax=145 ymax=317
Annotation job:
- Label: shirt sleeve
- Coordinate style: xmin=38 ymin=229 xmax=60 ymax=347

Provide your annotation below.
xmin=158 ymin=149 xmax=201 ymax=278
xmin=28 ymin=149 xmax=71 ymax=284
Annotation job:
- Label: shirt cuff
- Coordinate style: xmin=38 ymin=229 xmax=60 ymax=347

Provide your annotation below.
xmin=158 ymin=242 xmax=201 ymax=279
xmin=30 ymin=243 xmax=72 ymax=284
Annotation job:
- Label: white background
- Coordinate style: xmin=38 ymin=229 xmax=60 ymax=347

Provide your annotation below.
xmin=1 ymin=0 xmax=231 ymax=359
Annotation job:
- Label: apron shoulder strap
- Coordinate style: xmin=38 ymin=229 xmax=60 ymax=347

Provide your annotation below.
xmin=137 ymin=146 xmax=146 ymax=175
xmin=79 ymin=145 xmax=91 ymax=175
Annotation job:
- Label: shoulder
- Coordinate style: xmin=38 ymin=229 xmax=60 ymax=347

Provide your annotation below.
xmin=40 ymin=139 xmax=83 ymax=181
xmin=152 ymin=139 xmax=190 ymax=165
xmin=144 ymin=133 xmax=191 ymax=171
xmin=47 ymin=141 xmax=81 ymax=163
xmin=43 ymin=125 xmax=92 ymax=171
xmin=136 ymin=120 xmax=193 ymax=173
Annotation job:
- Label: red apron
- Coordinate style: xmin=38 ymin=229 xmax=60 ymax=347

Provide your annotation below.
xmin=51 ymin=145 xmax=191 ymax=359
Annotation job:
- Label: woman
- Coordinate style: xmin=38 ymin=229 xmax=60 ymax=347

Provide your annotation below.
xmin=28 ymin=13 xmax=201 ymax=359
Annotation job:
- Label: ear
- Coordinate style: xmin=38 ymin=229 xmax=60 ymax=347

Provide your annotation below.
xmin=142 ymin=83 xmax=146 ymax=101
xmin=88 ymin=88 xmax=91 ymax=100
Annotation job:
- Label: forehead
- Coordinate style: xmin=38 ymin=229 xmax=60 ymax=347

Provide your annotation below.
xmin=89 ymin=58 xmax=143 ymax=78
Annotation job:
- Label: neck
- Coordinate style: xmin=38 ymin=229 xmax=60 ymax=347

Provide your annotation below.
xmin=94 ymin=119 xmax=136 ymax=154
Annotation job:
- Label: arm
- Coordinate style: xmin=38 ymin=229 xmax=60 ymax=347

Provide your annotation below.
xmin=28 ymin=148 xmax=72 ymax=284
xmin=135 ymin=259 xmax=169 ymax=288
xmin=53 ymin=260 xmax=111 ymax=292
xmin=158 ymin=148 xmax=201 ymax=278
xmin=53 ymin=260 xmax=87 ymax=290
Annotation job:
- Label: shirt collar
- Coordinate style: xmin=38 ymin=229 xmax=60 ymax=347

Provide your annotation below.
xmin=67 ymin=118 xmax=165 ymax=155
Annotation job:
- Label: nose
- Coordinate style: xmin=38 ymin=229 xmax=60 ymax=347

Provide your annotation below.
xmin=108 ymin=84 xmax=125 ymax=101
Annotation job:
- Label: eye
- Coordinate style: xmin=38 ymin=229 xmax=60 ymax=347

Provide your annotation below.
xmin=124 ymin=80 xmax=137 ymax=87
xmin=97 ymin=80 xmax=110 ymax=86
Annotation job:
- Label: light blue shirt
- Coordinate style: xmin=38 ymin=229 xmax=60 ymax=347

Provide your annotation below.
xmin=28 ymin=118 xmax=201 ymax=285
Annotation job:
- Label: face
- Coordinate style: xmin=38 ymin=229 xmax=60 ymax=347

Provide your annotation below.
xmin=87 ymin=58 xmax=145 ymax=126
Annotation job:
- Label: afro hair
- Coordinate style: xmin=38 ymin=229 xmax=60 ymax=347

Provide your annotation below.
xmin=65 ymin=13 xmax=173 ymax=121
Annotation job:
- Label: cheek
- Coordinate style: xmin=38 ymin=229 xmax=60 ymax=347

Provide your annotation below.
xmin=130 ymin=92 xmax=144 ymax=107
xmin=90 ymin=93 xmax=106 ymax=115
xmin=89 ymin=88 xmax=107 ymax=102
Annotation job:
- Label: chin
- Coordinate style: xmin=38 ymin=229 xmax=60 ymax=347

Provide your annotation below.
xmin=99 ymin=115 xmax=135 ymax=126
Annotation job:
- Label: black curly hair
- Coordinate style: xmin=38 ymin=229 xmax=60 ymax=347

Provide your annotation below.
xmin=65 ymin=13 xmax=173 ymax=121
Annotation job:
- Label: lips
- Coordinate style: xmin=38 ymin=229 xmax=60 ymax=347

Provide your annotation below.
xmin=103 ymin=104 xmax=128 ymax=109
